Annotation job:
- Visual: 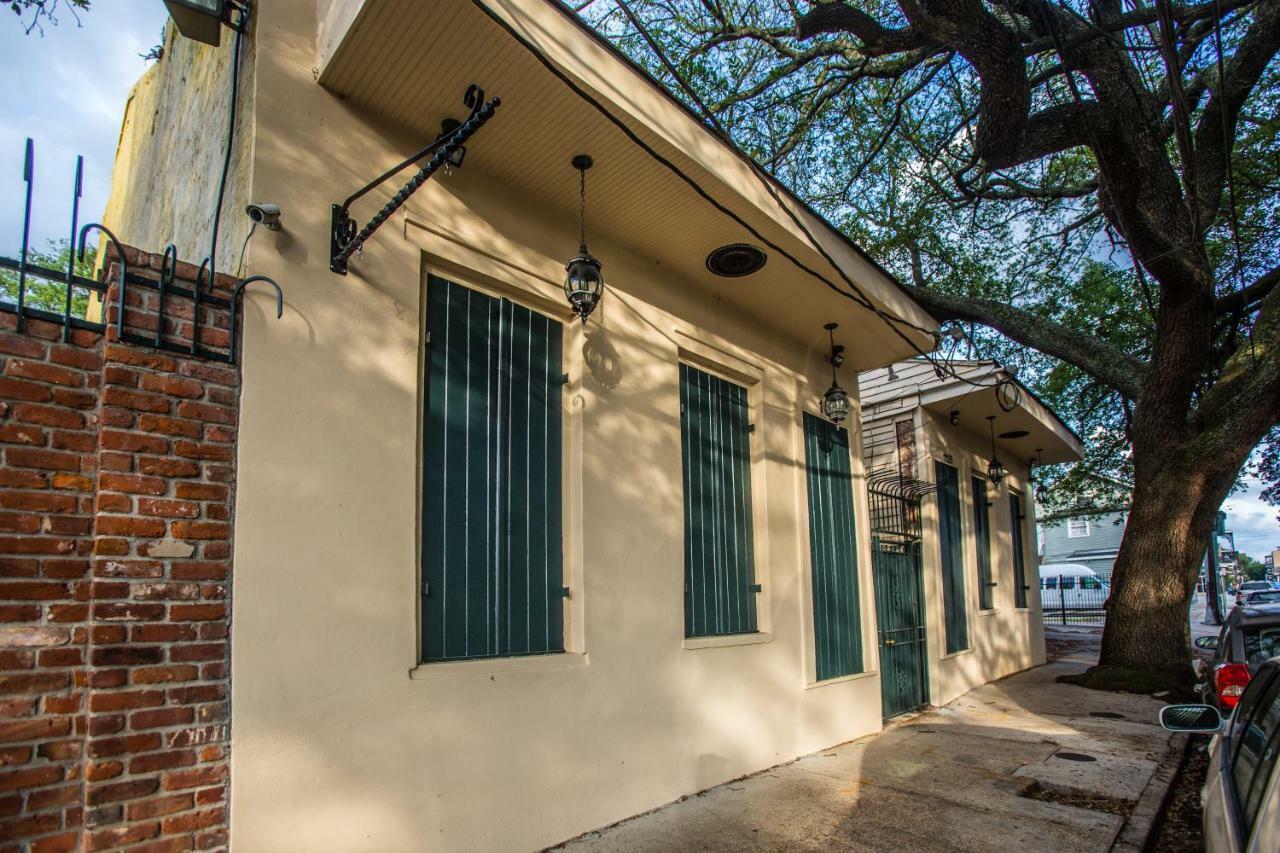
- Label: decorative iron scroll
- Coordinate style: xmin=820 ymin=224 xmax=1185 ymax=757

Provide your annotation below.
xmin=329 ymin=84 xmax=501 ymax=274
xmin=867 ymin=467 xmax=937 ymax=542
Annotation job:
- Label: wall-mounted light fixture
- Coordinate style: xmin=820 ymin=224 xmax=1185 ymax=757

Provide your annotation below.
xmin=164 ymin=0 xmax=243 ymax=47
xmin=564 ymin=155 xmax=604 ymax=324
xmin=949 ymin=410 xmax=960 ymax=426
xmin=821 ymin=323 xmax=850 ymax=427
xmin=986 ymin=416 xmax=1005 ymax=485
xmin=1033 ymin=448 xmax=1048 ymax=504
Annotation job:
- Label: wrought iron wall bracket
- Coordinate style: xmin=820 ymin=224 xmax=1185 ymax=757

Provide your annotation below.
xmin=329 ymin=84 xmax=501 ymax=275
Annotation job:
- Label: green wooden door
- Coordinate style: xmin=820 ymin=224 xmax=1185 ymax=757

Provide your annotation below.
xmin=802 ymin=413 xmax=862 ymax=682
xmin=873 ymin=536 xmax=928 ymax=717
xmin=935 ymin=461 xmax=969 ymax=653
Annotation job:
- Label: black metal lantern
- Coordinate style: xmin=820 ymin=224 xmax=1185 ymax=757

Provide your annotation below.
xmin=821 ymin=323 xmax=851 ymax=427
xmin=986 ymin=416 xmax=1005 ymax=485
xmin=564 ymin=154 xmax=604 ymax=324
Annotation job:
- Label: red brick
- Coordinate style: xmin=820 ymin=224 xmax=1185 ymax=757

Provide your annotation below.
xmin=27 ymin=782 xmax=79 ymax=809
xmin=49 ymin=344 xmax=101 ymax=370
xmin=169 ymin=644 xmax=224 ymax=663
xmin=173 ymin=441 xmax=232 ymax=462
xmin=87 ymin=820 xmax=160 ymax=850
xmin=170 ymin=562 xmax=224 ymax=581
xmin=103 ymin=344 xmax=176 ymax=372
xmin=0 ymin=377 xmax=53 ymax=402
xmin=163 ymin=806 xmax=224 ymax=835
xmin=96 ymin=516 xmax=166 ymax=538
xmin=87 ymin=732 xmax=161 ymax=760
xmin=133 ymin=583 xmax=200 ymax=601
xmin=140 ymin=374 xmax=204 ymax=399
xmin=0 ymin=490 xmax=77 ymax=513
xmin=96 ymin=559 xmax=163 ymax=579
xmin=5 ymin=358 xmax=82 ymax=387
xmin=5 ymin=447 xmax=81 ymax=472
xmin=92 ymin=602 xmax=165 ymax=622
xmin=102 ymin=386 xmax=171 ymax=414
xmin=138 ymin=415 xmax=202 ymax=439
xmin=174 ymin=401 xmax=234 ymax=426
xmin=163 ymin=763 xmax=226 ymax=791
xmin=92 ymin=646 xmax=164 ymax=666
xmin=168 ymin=523 xmax=227 ymax=542
xmin=0 ymin=423 xmax=46 ymax=445
xmin=102 ymin=429 xmax=169 ymax=454
xmin=0 ymin=604 xmax=40 ymax=622
xmin=0 ymin=764 xmax=62 ymax=791
xmin=89 ymin=689 xmax=164 ymax=713
xmin=128 ymin=746 xmax=194 ymax=771
xmin=50 ymin=429 xmax=96 ymax=452
xmin=98 ymin=473 xmax=165 ymax=496
xmin=132 ymin=624 xmax=197 ymax=643
xmin=132 ymin=666 xmax=198 ymax=685
xmin=136 ymin=457 xmax=201 ymax=479
xmin=31 ymin=830 xmax=80 ymax=852
xmin=0 ymin=512 xmax=40 ymax=533
xmin=169 ymin=604 xmax=225 ymax=623
xmin=85 ymin=760 xmax=123 ymax=781
xmin=0 ymin=468 xmax=48 ymax=489
xmin=102 ymin=364 xmax=139 ymax=386
xmin=138 ymin=499 xmax=199 ymax=519
xmin=96 ymin=492 xmax=132 ymax=513
xmin=11 ymin=403 xmax=84 ymax=429
xmin=0 ymin=335 xmax=46 ymax=358
xmin=0 ymin=716 xmax=70 ymax=742
xmin=0 ymin=652 xmax=34 ymax=671
xmin=50 ymin=472 xmax=92 ymax=491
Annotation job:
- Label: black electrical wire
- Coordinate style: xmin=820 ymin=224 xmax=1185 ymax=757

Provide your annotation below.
xmin=466 ymin=0 xmax=946 ymax=357
xmin=208 ymin=2 xmax=250 ymax=281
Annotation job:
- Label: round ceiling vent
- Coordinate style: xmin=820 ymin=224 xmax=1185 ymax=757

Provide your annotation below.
xmin=706 ymin=243 xmax=767 ymax=277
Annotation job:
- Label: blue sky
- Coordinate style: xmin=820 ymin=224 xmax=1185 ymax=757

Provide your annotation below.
xmin=0 ymin=2 xmax=166 ymax=256
xmin=0 ymin=4 xmax=1277 ymax=561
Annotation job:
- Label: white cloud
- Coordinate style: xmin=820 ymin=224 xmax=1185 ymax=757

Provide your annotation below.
xmin=0 ymin=4 xmax=167 ymax=256
xmin=1225 ymin=476 xmax=1280 ymax=561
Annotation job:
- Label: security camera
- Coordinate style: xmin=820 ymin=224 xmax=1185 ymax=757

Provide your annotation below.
xmin=246 ymin=203 xmax=282 ymax=231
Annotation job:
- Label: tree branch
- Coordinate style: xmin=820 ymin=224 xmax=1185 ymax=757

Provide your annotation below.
xmin=1216 ymin=265 xmax=1280 ymax=316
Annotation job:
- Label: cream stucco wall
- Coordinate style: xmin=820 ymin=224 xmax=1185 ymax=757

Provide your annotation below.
xmin=913 ymin=417 xmax=1047 ymax=706
xmin=219 ymin=3 xmax=896 ymax=851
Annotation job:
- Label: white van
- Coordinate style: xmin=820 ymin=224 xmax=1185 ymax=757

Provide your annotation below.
xmin=1040 ymin=563 xmax=1109 ymax=609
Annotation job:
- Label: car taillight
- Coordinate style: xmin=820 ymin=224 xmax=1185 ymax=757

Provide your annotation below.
xmin=1214 ymin=663 xmax=1251 ymax=708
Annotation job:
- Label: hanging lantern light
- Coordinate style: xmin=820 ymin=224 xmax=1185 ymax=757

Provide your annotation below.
xmin=821 ymin=323 xmax=850 ymax=427
xmin=986 ymin=416 xmax=1005 ymax=485
xmin=1033 ymin=448 xmax=1048 ymax=504
xmin=564 ymin=154 xmax=604 ymax=324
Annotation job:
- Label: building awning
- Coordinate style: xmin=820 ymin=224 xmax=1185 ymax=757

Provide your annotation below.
xmin=314 ymin=0 xmax=938 ymax=368
xmin=860 ymin=359 xmax=1084 ymax=465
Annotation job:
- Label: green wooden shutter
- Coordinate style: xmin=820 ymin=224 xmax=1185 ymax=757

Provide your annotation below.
xmin=680 ymin=363 xmax=756 ymax=638
xmin=971 ymin=475 xmax=994 ymax=610
xmin=421 ymin=276 xmax=563 ymax=662
xmin=1010 ymin=493 xmax=1028 ymax=608
xmin=803 ymin=413 xmax=863 ymax=681
xmin=935 ymin=461 xmax=968 ymax=653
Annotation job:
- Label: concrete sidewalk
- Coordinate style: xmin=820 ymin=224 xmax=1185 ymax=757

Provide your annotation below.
xmin=556 ymin=630 xmax=1176 ymax=852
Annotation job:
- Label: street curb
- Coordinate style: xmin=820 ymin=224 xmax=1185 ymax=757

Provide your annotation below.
xmin=1109 ymin=732 xmax=1191 ymax=852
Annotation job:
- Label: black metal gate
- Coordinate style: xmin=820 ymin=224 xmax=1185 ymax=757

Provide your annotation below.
xmin=868 ymin=471 xmax=934 ymax=718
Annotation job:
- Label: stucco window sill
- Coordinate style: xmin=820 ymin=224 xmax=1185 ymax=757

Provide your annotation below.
xmin=805 ymin=669 xmax=878 ymax=691
xmin=409 ymin=652 xmax=589 ymax=681
xmin=683 ymin=632 xmax=773 ymax=650
xmin=977 ymin=608 xmax=999 ymax=617
xmin=939 ymin=647 xmax=974 ymax=661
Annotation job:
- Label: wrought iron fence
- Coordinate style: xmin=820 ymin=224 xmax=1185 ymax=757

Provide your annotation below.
xmin=1040 ymin=573 xmax=1109 ymax=625
xmin=0 ymin=139 xmax=281 ymax=364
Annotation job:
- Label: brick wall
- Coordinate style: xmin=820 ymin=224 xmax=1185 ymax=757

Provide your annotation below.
xmin=0 ymin=248 xmax=240 ymax=851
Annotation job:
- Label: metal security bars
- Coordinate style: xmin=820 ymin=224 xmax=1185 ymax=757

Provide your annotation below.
xmin=0 ymin=139 xmax=281 ymax=365
xmin=972 ymin=475 xmax=995 ymax=610
xmin=1010 ymin=493 xmax=1030 ymax=609
xmin=802 ymin=413 xmax=862 ymax=681
xmin=420 ymin=276 xmax=565 ymax=662
xmin=680 ymin=363 xmax=757 ymax=637
xmin=935 ymin=461 xmax=969 ymax=654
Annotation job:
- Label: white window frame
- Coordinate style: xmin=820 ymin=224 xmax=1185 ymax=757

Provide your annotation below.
xmin=1067 ymin=518 xmax=1091 ymax=538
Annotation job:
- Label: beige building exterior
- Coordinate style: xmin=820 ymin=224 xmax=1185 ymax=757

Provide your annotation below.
xmin=859 ymin=359 xmax=1084 ymax=706
xmin=94 ymin=1 xmax=1075 ymax=850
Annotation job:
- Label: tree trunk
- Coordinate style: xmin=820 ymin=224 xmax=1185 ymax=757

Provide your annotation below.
xmin=1098 ymin=430 xmax=1247 ymax=681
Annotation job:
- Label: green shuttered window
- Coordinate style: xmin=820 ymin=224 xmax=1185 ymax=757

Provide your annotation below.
xmin=680 ymin=363 xmax=757 ymax=637
xmin=803 ymin=413 xmax=863 ymax=681
xmin=935 ymin=461 xmax=969 ymax=653
xmin=1010 ymin=493 xmax=1028 ymax=608
xmin=972 ymin=476 xmax=994 ymax=610
xmin=421 ymin=275 xmax=564 ymax=662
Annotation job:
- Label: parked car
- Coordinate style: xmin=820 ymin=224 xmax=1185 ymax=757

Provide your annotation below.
xmin=1159 ymin=657 xmax=1280 ymax=852
xmin=1195 ymin=604 xmax=1280 ymax=711
xmin=1242 ymin=590 xmax=1280 ymax=606
xmin=1238 ymin=580 xmax=1274 ymax=605
xmin=1039 ymin=563 xmax=1109 ymax=608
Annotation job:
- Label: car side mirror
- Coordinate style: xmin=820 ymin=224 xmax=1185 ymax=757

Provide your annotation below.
xmin=1159 ymin=704 xmax=1224 ymax=733
xmin=1194 ymin=636 xmax=1219 ymax=651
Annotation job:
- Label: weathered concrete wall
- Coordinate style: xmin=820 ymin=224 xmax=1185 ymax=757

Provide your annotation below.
xmin=103 ymin=20 xmax=255 ymax=277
